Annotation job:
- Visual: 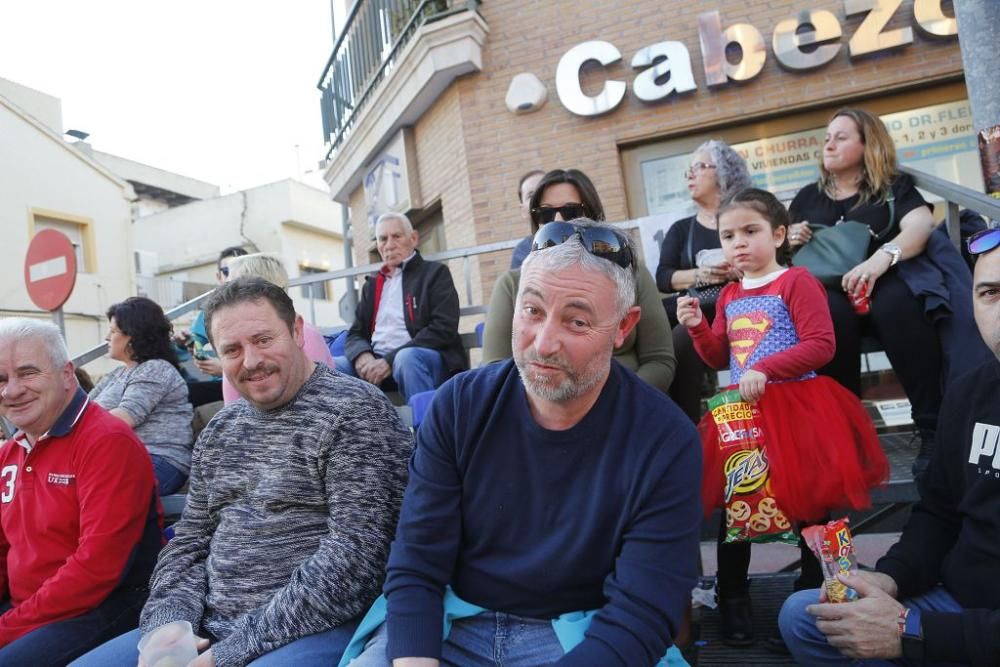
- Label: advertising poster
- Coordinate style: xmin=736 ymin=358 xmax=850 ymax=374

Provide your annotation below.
xmin=640 ymin=100 xmax=982 ymax=217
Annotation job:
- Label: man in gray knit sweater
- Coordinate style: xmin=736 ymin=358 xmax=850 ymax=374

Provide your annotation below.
xmin=73 ymin=278 xmax=413 ymax=667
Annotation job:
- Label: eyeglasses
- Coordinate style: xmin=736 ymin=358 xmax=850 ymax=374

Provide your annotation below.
xmin=968 ymin=227 xmax=1000 ymax=256
xmin=219 ymin=266 xmax=230 ymax=277
xmin=531 ymin=203 xmax=588 ymax=225
xmin=684 ymin=162 xmax=717 ymax=178
xmin=530 ymin=221 xmax=634 ymax=269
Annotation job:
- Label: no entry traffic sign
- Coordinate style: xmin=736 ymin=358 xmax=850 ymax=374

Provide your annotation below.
xmin=24 ymin=229 xmax=78 ymax=311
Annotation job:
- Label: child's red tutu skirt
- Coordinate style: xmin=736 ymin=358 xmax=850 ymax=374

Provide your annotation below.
xmin=698 ymin=376 xmax=888 ymax=523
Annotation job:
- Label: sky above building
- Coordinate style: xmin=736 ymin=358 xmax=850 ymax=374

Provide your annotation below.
xmin=0 ymin=1 xmax=337 ymax=192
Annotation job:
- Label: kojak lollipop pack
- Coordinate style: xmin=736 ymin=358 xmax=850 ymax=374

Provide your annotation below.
xmin=707 ymin=389 xmax=796 ymax=544
xmin=802 ymin=518 xmax=860 ymax=603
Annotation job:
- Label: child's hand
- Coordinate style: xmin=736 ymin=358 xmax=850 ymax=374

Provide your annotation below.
xmin=739 ymin=369 xmax=768 ymax=403
xmin=677 ymin=295 xmax=703 ymax=328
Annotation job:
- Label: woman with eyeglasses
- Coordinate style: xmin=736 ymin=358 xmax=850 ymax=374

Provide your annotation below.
xmin=91 ymin=297 xmax=194 ymax=495
xmin=482 ymin=168 xmax=676 ymax=393
xmin=656 ymin=140 xmax=753 ymax=423
xmin=788 ymin=108 xmax=952 ymax=480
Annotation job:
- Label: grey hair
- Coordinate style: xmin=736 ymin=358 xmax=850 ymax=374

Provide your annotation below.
xmin=697 ymin=139 xmax=754 ymax=200
xmin=0 ymin=318 xmax=70 ymax=368
xmin=227 ymin=253 xmax=289 ymax=289
xmin=375 ymin=212 xmax=414 ymax=235
xmin=519 ymin=218 xmax=636 ymax=320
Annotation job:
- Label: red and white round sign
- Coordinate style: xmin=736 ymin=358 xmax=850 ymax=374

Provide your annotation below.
xmin=23 ymin=229 xmax=78 ymax=311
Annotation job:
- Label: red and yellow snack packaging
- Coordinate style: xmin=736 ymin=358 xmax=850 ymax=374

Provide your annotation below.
xmin=802 ymin=518 xmax=859 ymax=603
xmin=708 ymin=389 xmax=796 ymax=544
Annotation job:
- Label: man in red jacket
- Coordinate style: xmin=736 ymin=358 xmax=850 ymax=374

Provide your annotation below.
xmin=0 ymin=318 xmax=162 ymax=666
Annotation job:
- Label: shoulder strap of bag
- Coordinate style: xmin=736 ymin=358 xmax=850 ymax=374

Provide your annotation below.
xmin=686 ymin=216 xmax=697 ymax=267
xmin=872 ymin=192 xmax=896 ymax=242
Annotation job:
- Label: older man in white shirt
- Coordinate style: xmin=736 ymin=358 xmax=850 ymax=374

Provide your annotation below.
xmin=336 ymin=213 xmax=466 ymax=401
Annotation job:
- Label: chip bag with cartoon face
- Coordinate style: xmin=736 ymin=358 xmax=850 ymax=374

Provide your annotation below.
xmin=709 ymin=388 xmax=796 ymax=544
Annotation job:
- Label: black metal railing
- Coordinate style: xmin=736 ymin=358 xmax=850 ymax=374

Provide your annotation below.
xmin=70 ymin=166 xmax=998 ymax=369
xmin=318 ymin=0 xmax=480 ymax=157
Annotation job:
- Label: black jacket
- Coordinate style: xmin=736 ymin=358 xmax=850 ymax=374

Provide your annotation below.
xmin=344 ymin=252 xmax=467 ymax=374
xmin=876 ymin=360 xmax=1000 ymax=666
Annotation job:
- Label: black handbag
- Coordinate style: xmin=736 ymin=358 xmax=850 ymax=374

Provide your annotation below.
xmin=686 ymin=217 xmax=726 ymax=308
xmin=793 ymin=195 xmax=895 ymax=286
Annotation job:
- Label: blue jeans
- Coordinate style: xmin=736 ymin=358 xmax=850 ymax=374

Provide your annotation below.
xmin=71 ymin=617 xmax=360 ymax=667
xmin=347 ymin=612 xmax=566 ymax=666
xmin=150 ymin=454 xmax=188 ymax=496
xmin=779 ymin=586 xmax=964 ymax=666
xmin=335 ymin=347 xmax=447 ymax=402
xmin=0 ymin=585 xmax=147 ymax=667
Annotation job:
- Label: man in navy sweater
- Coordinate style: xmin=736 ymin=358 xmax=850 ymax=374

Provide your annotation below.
xmin=779 ymin=227 xmax=1000 ymax=666
xmin=349 ymin=220 xmax=702 ymax=666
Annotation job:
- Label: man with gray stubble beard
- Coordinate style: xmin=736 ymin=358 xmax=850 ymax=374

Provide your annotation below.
xmin=344 ymin=219 xmax=701 ymax=667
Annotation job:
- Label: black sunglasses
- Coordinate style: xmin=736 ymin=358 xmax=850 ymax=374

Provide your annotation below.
xmin=531 ymin=204 xmax=588 ymax=225
xmin=968 ymin=227 xmax=1000 ymax=256
xmin=530 ymin=221 xmax=634 ymax=269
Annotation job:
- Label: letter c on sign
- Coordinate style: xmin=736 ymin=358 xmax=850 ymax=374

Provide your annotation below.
xmin=556 ymin=41 xmax=626 ymax=117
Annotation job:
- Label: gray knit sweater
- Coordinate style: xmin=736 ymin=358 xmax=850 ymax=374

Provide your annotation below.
xmin=139 ymin=364 xmax=413 ymax=667
xmin=89 ymin=358 xmax=194 ymax=473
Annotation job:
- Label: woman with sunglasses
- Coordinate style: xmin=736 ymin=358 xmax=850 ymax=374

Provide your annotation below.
xmin=788 ymin=108 xmax=951 ymax=479
xmin=656 ymin=140 xmax=753 ymax=423
xmin=482 ymin=169 xmax=676 ymax=393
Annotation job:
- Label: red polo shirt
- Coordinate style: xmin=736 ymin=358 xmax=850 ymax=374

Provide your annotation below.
xmin=0 ymin=388 xmax=162 ymax=646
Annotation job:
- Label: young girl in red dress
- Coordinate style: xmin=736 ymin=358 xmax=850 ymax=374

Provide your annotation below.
xmin=678 ymin=188 xmax=887 ymax=647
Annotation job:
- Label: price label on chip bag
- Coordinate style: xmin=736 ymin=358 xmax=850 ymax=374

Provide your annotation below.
xmin=709 ymin=389 xmax=796 ymax=544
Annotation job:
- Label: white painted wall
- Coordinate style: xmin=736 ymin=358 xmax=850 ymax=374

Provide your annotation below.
xmin=0 ymin=77 xmax=63 ymax=134
xmin=134 ymin=179 xmax=347 ymax=327
xmin=0 ymin=95 xmax=134 ymax=374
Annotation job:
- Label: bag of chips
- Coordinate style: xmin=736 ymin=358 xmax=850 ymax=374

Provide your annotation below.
xmin=802 ymin=518 xmax=860 ymax=602
xmin=708 ymin=388 xmax=796 ymax=544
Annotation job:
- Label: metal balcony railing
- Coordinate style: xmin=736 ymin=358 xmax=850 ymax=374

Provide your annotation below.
xmin=318 ymin=0 xmax=481 ymax=157
xmin=71 ymin=166 xmax=999 ymax=369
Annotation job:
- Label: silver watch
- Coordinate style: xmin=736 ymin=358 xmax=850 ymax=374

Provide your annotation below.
xmin=880 ymin=243 xmax=901 ymax=266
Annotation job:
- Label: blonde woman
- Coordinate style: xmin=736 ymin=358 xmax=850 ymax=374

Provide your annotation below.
xmin=788 ymin=107 xmax=940 ymax=478
xmin=222 ymin=253 xmax=335 ymax=404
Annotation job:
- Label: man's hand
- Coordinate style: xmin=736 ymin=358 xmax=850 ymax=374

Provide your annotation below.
xmin=739 ymin=369 xmax=767 ymax=404
xmin=194 ymin=356 xmax=223 ymax=377
xmin=367 ymin=358 xmax=392 ymax=386
xmin=138 ymin=635 xmax=211 ymax=667
xmin=354 ymin=352 xmax=376 ymax=381
xmin=808 ymin=572 xmax=904 ymax=660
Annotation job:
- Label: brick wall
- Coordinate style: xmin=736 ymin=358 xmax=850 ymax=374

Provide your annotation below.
xmin=454 ymin=0 xmax=964 ymax=301
xmin=346 ymin=0 xmax=964 ymax=309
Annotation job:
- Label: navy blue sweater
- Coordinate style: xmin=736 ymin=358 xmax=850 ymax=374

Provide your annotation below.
xmin=384 ymin=360 xmax=702 ymax=665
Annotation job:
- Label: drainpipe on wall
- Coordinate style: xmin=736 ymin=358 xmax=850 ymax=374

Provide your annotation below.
xmin=956 ymin=3 xmax=1000 ymax=200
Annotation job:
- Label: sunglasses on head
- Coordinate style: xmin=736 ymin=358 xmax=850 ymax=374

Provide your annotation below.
xmin=530 ymin=221 xmax=634 ymax=269
xmin=531 ymin=203 xmax=588 ymax=225
xmin=968 ymin=227 xmax=1000 ymax=256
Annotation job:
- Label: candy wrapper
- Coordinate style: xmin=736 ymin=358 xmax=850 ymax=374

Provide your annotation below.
xmin=708 ymin=389 xmax=796 ymax=544
xmin=802 ymin=518 xmax=859 ymax=602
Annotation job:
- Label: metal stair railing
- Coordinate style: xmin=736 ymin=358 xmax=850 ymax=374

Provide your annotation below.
xmin=70 ymin=167 xmax=998 ymax=369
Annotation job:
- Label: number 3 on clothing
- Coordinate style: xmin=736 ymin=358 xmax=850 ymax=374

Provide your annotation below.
xmin=1 ymin=464 xmax=17 ymax=503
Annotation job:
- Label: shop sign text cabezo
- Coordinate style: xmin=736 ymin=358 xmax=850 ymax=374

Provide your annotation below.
xmin=556 ymin=0 xmax=957 ymax=117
